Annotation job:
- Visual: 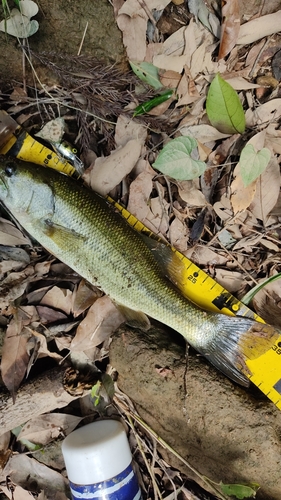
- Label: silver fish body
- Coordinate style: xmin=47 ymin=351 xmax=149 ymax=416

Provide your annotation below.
xmin=0 ymin=158 xmax=279 ymax=385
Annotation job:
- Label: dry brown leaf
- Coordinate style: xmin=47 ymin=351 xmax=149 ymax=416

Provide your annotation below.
xmin=249 ymin=156 xmax=280 ymax=225
xmin=40 ymin=286 xmax=73 ymax=315
xmin=72 ymin=280 xmax=100 ymax=318
xmin=214 ymin=269 xmax=244 ymax=293
xmin=0 ymin=485 xmax=34 ymax=500
xmin=28 ymin=330 xmax=63 ymax=362
xmin=213 ymin=195 xmax=233 ymax=222
xmin=178 ymin=180 xmax=207 ymax=207
xmin=223 ymin=76 xmax=262 ymax=90
xmin=184 ymin=246 xmax=228 ymax=267
xmin=252 ymin=275 xmax=281 ymax=328
xmin=190 ymin=32 xmax=215 ymax=77
xmin=70 ymin=296 xmax=125 ymax=351
xmin=36 ymin=305 xmax=68 ymax=324
xmin=245 ymin=99 xmax=281 ymax=128
xmin=83 ymin=139 xmax=142 ymax=196
xmin=169 ymin=217 xmax=188 ymax=252
xmin=176 ymin=67 xmax=201 ymax=107
xmin=230 ymin=163 xmax=257 ymax=215
xmin=238 ymin=10 xmax=281 ymax=46
xmin=180 ymin=124 xmax=230 ymax=143
xmin=265 ymin=123 xmax=281 ymax=155
xmin=127 ymin=164 xmax=169 ymax=236
xmin=218 ymin=0 xmax=240 ymax=60
xmin=117 ymin=0 xmax=170 ymax=60
xmin=114 ymin=114 xmax=147 ymax=148
xmin=1 ymin=316 xmax=30 ymax=396
xmin=3 ymin=454 xmax=68 ymax=497
xmin=153 ymin=53 xmax=186 ymax=72
xmin=160 ymin=70 xmax=182 ymax=88
xmin=0 ymin=217 xmax=31 ymax=246
xmin=18 ymin=413 xmax=82 ymax=446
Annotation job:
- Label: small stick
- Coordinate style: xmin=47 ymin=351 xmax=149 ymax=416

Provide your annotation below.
xmin=77 ymin=21 xmax=88 ymax=56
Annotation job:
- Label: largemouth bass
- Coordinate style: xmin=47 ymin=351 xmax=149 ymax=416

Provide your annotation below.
xmin=0 ymin=158 xmax=279 ymax=386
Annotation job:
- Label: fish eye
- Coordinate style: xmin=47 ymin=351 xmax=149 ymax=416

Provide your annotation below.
xmin=5 ymin=163 xmax=17 ymax=177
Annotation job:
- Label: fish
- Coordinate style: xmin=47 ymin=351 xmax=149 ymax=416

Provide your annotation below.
xmin=0 ymin=157 xmax=279 ymax=386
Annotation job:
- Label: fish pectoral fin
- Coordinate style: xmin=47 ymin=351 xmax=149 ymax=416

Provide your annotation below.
xmin=115 ymin=303 xmax=151 ymax=331
xmin=40 ymin=219 xmax=86 ymax=245
xmin=197 ymin=316 xmax=280 ymax=387
xmin=141 ymin=235 xmax=189 ymax=297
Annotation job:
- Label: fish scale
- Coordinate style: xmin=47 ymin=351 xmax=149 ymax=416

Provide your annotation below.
xmin=0 ymin=157 xmax=280 ymax=388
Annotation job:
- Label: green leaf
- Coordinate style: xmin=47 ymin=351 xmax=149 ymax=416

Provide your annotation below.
xmin=129 ymin=61 xmax=163 ymax=90
xmin=152 ymin=136 xmax=206 ymax=181
xmin=241 ymin=272 xmax=281 ymax=305
xmin=220 ymin=482 xmax=259 ymax=499
xmin=206 ymin=73 xmax=246 ymax=134
xmin=239 ymin=144 xmax=271 ymax=187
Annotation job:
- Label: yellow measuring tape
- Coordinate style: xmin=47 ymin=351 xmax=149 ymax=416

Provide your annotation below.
xmin=1 ymin=120 xmax=281 ymax=410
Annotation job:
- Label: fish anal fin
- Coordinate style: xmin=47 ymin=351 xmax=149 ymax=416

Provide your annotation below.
xmin=115 ymin=303 xmax=151 ymax=331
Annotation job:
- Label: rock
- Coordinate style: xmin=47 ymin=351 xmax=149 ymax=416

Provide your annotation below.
xmin=110 ymin=324 xmax=281 ymax=500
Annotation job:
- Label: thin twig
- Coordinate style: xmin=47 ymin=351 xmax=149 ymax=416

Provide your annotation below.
xmin=77 ymin=21 xmax=89 ymax=56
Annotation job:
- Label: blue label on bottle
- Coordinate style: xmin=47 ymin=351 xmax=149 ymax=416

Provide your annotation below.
xmin=69 ymin=462 xmax=142 ymax=500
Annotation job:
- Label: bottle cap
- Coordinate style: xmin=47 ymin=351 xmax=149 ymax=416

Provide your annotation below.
xmin=62 ymin=419 xmax=133 ymax=485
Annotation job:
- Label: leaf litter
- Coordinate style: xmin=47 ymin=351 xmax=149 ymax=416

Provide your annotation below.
xmin=1 ymin=1 xmax=281 ymax=498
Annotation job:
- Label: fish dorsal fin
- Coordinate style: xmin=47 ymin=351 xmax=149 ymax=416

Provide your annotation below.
xmin=115 ymin=303 xmax=151 ymax=331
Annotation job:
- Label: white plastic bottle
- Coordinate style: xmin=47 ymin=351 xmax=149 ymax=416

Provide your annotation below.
xmin=62 ymin=419 xmax=142 ymax=500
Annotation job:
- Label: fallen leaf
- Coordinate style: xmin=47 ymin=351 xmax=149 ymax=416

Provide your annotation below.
xmin=18 ymin=413 xmax=82 ymax=445
xmin=187 ymin=0 xmax=220 ymax=37
xmin=3 ymin=454 xmax=68 ymax=497
xmin=0 ymin=8 xmax=39 ymax=38
xmin=0 ymin=484 xmax=34 ymax=500
xmin=252 ymin=275 xmax=281 ymax=327
xmin=0 ymin=217 xmax=31 ymax=246
xmin=19 ymin=0 xmax=39 ymax=18
xmin=83 ymin=139 xmax=142 ymax=196
xmin=224 ymin=76 xmax=262 ymax=90
xmin=218 ymin=0 xmax=240 ymax=60
xmin=180 ymin=124 xmax=231 ymax=143
xmin=206 ymin=73 xmax=245 ymax=134
xmin=249 ymin=156 xmax=280 ymax=224
xmin=72 ymin=280 xmax=100 ymax=318
xmin=153 ymin=136 xmax=206 ymax=181
xmin=240 ymin=145 xmax=271 ymax=187
xmin=114 ymin=114 xmax=147 ymax=148
xmin=214 ymin=269 xmax=244 ymax=293
xmin=169 ymin=217 xmax=188 ymax=252
xmin=245 ymin=99 xmax=281 ymax=128
xmin=71 ymin=296 xmax=125 ymax=351
xmin=238 ymin=10 xmax=281 ymax=46
xmin=40 ymin=286 xmax=73 ymax=315
xmin=117 ymin=0 xmax=170 ymax=60
xmin=178 ymin=180 xmax=207 ymax=206
xmin=1 ymin=316 xmax=30 ymax=396
xmin=230 ymin=163 xmax=257 ymax=214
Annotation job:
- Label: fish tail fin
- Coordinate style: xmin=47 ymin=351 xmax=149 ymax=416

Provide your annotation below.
xmin=197 ymin=316 xmax=280 ymax=387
